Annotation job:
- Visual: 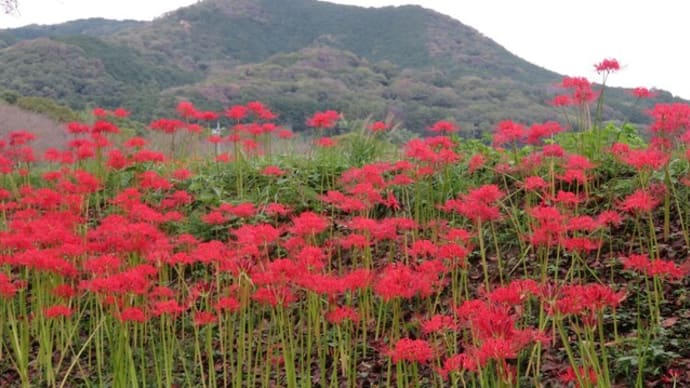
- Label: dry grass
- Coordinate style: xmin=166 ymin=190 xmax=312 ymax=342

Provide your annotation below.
xmin=0 ymin=103 xmax=69 ymax=153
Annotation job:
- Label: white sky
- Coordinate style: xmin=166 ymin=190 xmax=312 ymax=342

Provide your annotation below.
xmin=1 ymin=0 xmax=688 ymax=99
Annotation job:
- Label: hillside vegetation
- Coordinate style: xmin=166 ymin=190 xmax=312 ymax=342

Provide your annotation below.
xmin=0 ymin=0 xmax=684 ymax=133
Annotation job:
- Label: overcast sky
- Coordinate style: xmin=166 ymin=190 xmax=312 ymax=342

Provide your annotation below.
xmin=1 ymin=0 xmax=688 ymax=99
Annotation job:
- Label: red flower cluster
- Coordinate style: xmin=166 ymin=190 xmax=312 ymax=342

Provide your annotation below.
xmin=307 ymin=110 xmax=341 ymax=129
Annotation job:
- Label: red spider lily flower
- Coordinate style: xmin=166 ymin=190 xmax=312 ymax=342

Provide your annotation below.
xmin=251 ymin=286 xmax=297 ymax=307
xmin=336 ymin=233 xmax=370 ymax=250
xmin=341 ymin=268 xmax=372 ymax=292
xmin=261 ymin=165 xmax=285 ymax=177
xmin=473 ymin=337 xmax=518 ymax=366
xmin=621 ymin=254 xmax=686 ymax=280
xmin=552 ymin=283 xmax=625 ymax=317
xmin=648 ymin=102 xmax=690 ymax=136
xmin=150 ymin=118 xmax=186 ymax=134
xmin=92 ymin=120 xmax=120 ymax=134
xmin=277 ymin=129 xmax=293 ymax=139
xmin=193 ymin=311 xmax=217 ymax=326
xmin=561 ymin=76 xmax=596 ymax=104
xmin=440 ymin=353 xmax=477 ymax=379
xmin=487 ymin=279 xmax=540 ymax=306
xmin=214 ymin=296 xmax=240 ymax=313
xmin=445 ymin=228 xmax=472 ymax=244
xmin=387 ymin=338 xmax=434 ymax=364
xmin=294 ymin=245 xmax=327 ymax=272
xmin=428 ymin=120 xmax=459 ymax=134
xmin=132 ymin=150 xmax=165 ymax=164
xmin=296 ymin=273 xmax=342 ymax=296
xmin=225 ymin=202 xmax=256 ymax=218
xmin=252 ymin=259 xmax=300 ymax=287
xmin=246 ymin=101 xmax=277 ymax=121
xmin=246 ymin=101 xmax=267 ymax=115
xmin=556 ymin=169 xmax=587 ymax=185
xmin=171 ymin=168 xmax=192 ymax=181
xmin=0 ymin=273 xmax=22 ymax=298
xmin=619 ymin=188 xmax=660 ymax=213
xmin=369 ymin=121 xmax=389 ymax=132
xmin=560 ymin=236 xmax=600 ymax=254
xmin=216 ymin=153 xmax=232 ymax=163
xmin=565 ymin=154 xmax=594 ymax=170
xmin=526 ymin=121 xmax=564 ymax=145
xmin=226 ymin=105 xmax=249 ymax=121
xmin=661 ymin=368 xmax=681 ymax=384
xmin=320 ymin=190 xmax=367 ymax=213
xmin=597 ymin=210 xmax=622 ymax=226
xmin=52 ymin=284 xmax=76 ymax=299
xmin=118 ymin=307 xmax=147 ymax=323
xmin=43 ymin=305 xmax=73 ymax=319
xmin=307 ymin=110 xmax=341 ymax=129
xmin=388 ymin=173 xmax=414 ymax=186
xmin=264 ymin=202 xmax=291 ymax=217
xmin=565 ymin=216 xmax=600 ymax=233
xmin=124 ymin=137 xmax=148 ymax=149
xmin=549 ymin=94 xmax=572 ymax=107
xmin=551 ymin=190 xmax=582 ymax=207
xmin=559 ymin=365 xmax=598 ymax=387
xmin=7 ymin=131 xmax=36 ymax=146
xmin=326 ymin=306 xmax=360 ymax=325
xmin=290 ymin=211 xmax=329 ymax=236
xmin=83 ymin=255 xmax=122 ymax=275
xmin=382 ymin=191 xmax=400 ymax=210
xmin=468 ymin=153 xmax=486 ymax=173
xmin=609 ymin=143 xmax=630 ymax=157
xmin=257 ymin=108 xmax=278 ymax=121
xmin=437 ymin=242 xmax=470 ymax=268
xmin=113 ymin=107 xmax=130 ymax=118
xmin=441 ymin=184 xmax=504 ymax=223
xmin=408 ymin=239 xmax=438 ymax=259
xmin=340 ymin=163 xmax=388 ymax=188
xmin=421 ymin=314 xmax=457 ymax=335
xmin=186 ymin=123 xmax=203 ymax=134
xmin=647 ymin=259 xmax=686 ymax=280
xmin=92 ymin=107 xmax=108 ymax=118
xmin=246 ymin=123 xmax=264 ymax=136
xmin=493 ymin=120 xmax=525 ymax=146
xmin=138 ymin=171 xmax=172 ymax=191
xmin=202 ymin=211 xmax=226 ymax=225
xmin=315 ymin=137 xmax=337 ymax=147
xmin=559 ymin=169 xmax=588 ymax=185
xmin=650 ymin=136 xmax=673 ymax=151
xmin=11 ymin=250 xmax=78 ymax=277
xmin=521 ymin=176 xmax=548 ymax=192
xmin=594 ymin=58 xmax=620 ymax=73
xmin=631 ymin=87 xmax=656 ymax=99
xmin=262 ymin=123 xmax=279 ymax=134
xmin=207 ymin=135 xmax=223 ymax=144
xmin=197 ymin=111 xmax=219 ymax=121
xmin=151 ymin=299 xmax=186 ymax=317
xmin=542 ymin=144 xmax=565 ymax=158
xmin=160 ymin=190 xmax=193 ymax=209
xmin=67 ymin=122 xmax=90 ymax=134
xmin=176 ymin=101 xmax=199 ymax=119
xmin=374 ymin=263 xmax=419 ymax=301
xmin=150 ymin=286 xmax=176 ymax=299
xmin=619 ymin=147 xmax=669 ymax=171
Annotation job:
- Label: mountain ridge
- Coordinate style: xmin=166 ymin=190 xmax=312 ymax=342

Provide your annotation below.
xmin=0 ymin=0 xmax=682 ymax=133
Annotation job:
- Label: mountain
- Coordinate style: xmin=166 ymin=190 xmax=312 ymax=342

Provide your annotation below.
xmin=0 ymin=18 xmax=144 ymax=44
xmin=0 ymin=0 xmax=682 ymax=133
